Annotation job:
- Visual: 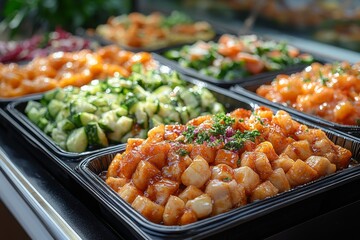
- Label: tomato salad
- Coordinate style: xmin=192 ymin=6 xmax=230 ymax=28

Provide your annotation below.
xmin=164 ymin=34 xmax=314 ymax=81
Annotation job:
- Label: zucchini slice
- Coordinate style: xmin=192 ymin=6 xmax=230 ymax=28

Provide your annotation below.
xmin=48 ymin=99 xmax=65 ymax=118
xmin=27 ymin=107 xmax=46 ymax=124
xmin=149 ymin=114 xmax=163 ymax=129
xmin=180 ymin=90 xmax=200 ymax=108
xmin=107 ymin=116 xmax=133 ymax=142
xmin=72 ymin=112 xmax=98 ymax=127
xmin=66 ymin=127 xmax=88 ymax=153
xmin=130 ymin=102 xmax=148 ymax=127
xmin=70 ymin=100 xmax=97 ymax=114
xmin=99 ymin=110 xmax=119 ymax=132
xmin=85 ymin=122 xmax=109 ymax=148
xmin=52 ymin=128 xmax=68 ymax=149
xmin=25 ymin=100 xmax=43 ymax=114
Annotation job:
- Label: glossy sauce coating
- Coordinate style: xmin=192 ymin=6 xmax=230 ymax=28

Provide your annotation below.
xmin=0 ymin=45 xmax=157 ymax=98
xmin=105 ymin=107 xmax=352 ymax=225
xmin=257 ymin=62 xmax=360 ymax=125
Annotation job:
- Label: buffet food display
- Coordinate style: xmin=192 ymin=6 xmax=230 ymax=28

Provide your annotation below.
xmin=104 ymin=106 xmax=351 ymax=225
xmin=91 ymin=11 xmax=215 ymax=50
xmin=256 ymin=61 xmax=360 ymax=126
xmin=0 ymin=45 xmax=156 ymax=98
xmin=1 ymin=7 xmax=360 ymax=240
xmin=163 ymin=34 xmax=314 ymax=81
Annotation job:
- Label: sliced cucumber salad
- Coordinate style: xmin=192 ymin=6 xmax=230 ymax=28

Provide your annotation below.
xmin=25 ymin=70 xmax=225 ymax=153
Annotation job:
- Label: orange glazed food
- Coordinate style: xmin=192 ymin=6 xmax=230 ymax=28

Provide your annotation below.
xmin=105 ymin=106 xmax=352 ymax=225
xmin=256 ymin=62 xmax=360 ymax=126
xmin=0 ymin=45 xmax=157 ymax=98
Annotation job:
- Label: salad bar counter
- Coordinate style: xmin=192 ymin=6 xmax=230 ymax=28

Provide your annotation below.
xmin=1 ymin=10 xmax=360 ymax=240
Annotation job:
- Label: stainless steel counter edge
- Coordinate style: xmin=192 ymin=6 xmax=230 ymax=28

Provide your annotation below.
xmin=0 ymin=147 xmax=81 ymax=240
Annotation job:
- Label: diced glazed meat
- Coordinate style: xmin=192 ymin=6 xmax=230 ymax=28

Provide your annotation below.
xmin=250 ymin=181 xmax=279 ymax=202
xmin=179 ymin=209 xmax=198 ymax=225
xmin=178 ymin=185 xmax=204 ymax=203
xmin=145 ymin=178 xmax=179 ymax=205
xmin=268 ymin=168 xmax=291 ymax=192
xmin=205 ymin=180 xmax=233 ymax=215
xmin=228 ymin=180 xmax=247 ymax=207
xmin=163 ymin=196 xmax=185 ymax=225
xmin=286 ymin=159 xmax=318 ymax=187
xmin=271 ymin=154 xmax=295 ymax=172
xmin=282 ymin=140 xmax=312 ymax=161
xmin=211 ymin=164 xmax=234 ymax=182
xmin=106 ymin=153 xmax=122 ymax=178
xmin=214 ymin=149 xmax=239 ymax=168
xmin=125 ymin=138 xmax=144 ymax=152
xmin=118 ymin=183 xmax=142 ymax=204
xmin=233 ymin=166 xmax=261 ymax=195
xmin=181 ymin=156 xmax=211 ymax=188
xmin=118 ymin=150 xmax=143 ymax=178
xmin=162 ymin=161 xmax=188 ymax=182
xmin=255 ymin=141 xmax=279 ymax=162
xmin=106 ymin=177 xmax=128 ymax=192
xmin=185 ymin=194 xmax=213 ymax=219
xmin=141 ymin=141 xmax=171 ymax=169
xmin=254 ymin=152 xmax=273 ymax=180
xmin=132 ymin=195 xmax=164 ymax=223
xmin=305 ymin=156 xmax=336 ymax=177
xmin=132 ymin=160 xmax=160 ymax=191
xmin=190 ymin=144 xmax=217 ymax=163
xmin=105 ymin=107 xmax=352 ymax=225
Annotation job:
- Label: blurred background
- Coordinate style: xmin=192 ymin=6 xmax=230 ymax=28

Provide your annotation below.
xmin=0 ymin=0 xmax=359 ymax=52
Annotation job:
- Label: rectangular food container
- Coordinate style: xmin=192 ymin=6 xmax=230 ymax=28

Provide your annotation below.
xmin=152 ymin=34 xmax=330 ymax=89
xmin=75 ymin=105 xmax=360 ymax=239
xmin=79 ymin=20 xmax=232 ymax=54
xmin=230 ymin=76 xmax=360 ymax=136
xmin=4 ymin=72 xmax=259 ymax=161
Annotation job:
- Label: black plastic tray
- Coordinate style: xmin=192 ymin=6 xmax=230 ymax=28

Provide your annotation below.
xmin=230 ymin=76 xmax=360 ymax=136
xmin=152 ymin=34 xmax=331 ymax=88
xmin=4 ymin=72 xmax=259 ymax=161
xmin=75 ymin=103 xmax=360 ymax=240
xmin=4 ymin=88 xmax=360 ymax=239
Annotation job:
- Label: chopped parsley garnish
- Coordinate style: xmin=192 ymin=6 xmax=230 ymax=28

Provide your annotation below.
xmin=303 ymin=78 xmax=311 ymax=83
xmin=224 ymin=130 xmax=260 ymax=151
xmin=223 ymin=177 xmax=232 ymax=182
xmin=177 ymin=148 xmax=189 ymax=156
xmin=181 ymin=113 xmax=260 ymax=151
xmin=252 ymin=112 xmax=265 ymax=125
xmin=331 ymin=63 xmax=345 ymax=74
xmin=319 ymin=71 xmax=329 ymax=86
xmin=210 ymin=113 xmax=235 ymax=136
xmin=182 ymin=125 xmax=195 ymax=142
xmin=237 ymin=159 xmax=241 ymax=166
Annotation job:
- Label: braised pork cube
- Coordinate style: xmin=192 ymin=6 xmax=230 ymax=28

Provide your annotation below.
xmin=250 ymin=181 xmax=279 ymax=202
xmin=178 ymin=185 xmax=204 ymax=203
xmin=286 ymin=159 xmax=318 ymax=187
xmin=132 ymin=195 xmax=164 ymax=223
xmin=268 ymin=168 xmax=290 ymax=192
xmin=305 ymin=156 xmax=336 ymax=177
xmin=181 ymin=155 xmax=211 ymax=188
xmin=233 ymin=166 xmax=261 ymax=195
xmin=132 ymin=160 xmax=160 ymax=191
xmin=163 ymin=195 xmax=185 ymax=225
